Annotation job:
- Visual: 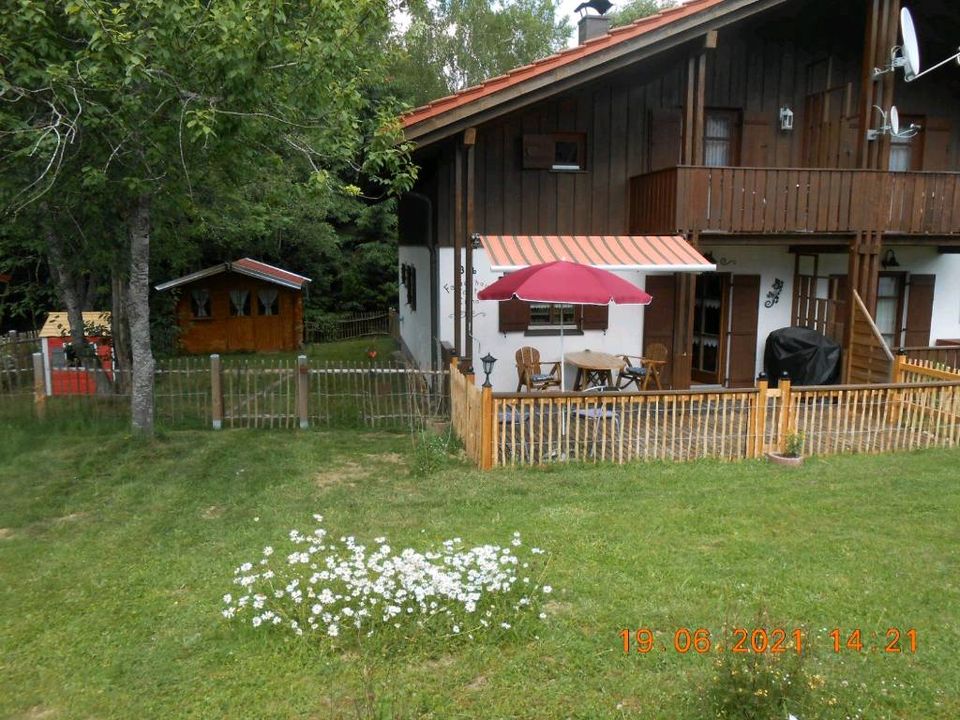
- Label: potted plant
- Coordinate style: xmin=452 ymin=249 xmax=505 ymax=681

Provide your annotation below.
xmin=767 ymin=432 xmax=805 ymax=467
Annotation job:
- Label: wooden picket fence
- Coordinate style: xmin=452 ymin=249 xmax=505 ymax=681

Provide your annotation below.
xmin=0 ymin=330 xmax=40 ymax=395
xmin=304 ymin=310 xmax=399 ymax=345
xmin=452 ymin=354 xmax=960 ymax=469
xmin=14 ymin=352 xmax=447 ymax=432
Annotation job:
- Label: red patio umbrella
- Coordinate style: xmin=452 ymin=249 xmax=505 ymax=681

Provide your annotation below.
xmin=478 ymin=261 xmax=653 ymax=390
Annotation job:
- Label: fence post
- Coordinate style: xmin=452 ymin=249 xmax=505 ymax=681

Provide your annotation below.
xmin=388 ymin=308 xmax=399 ymax=340
xmin=210 ymin=354 xmax=223 ymax=430
xmin=297 ymin=354 xmax=309 ymax=430
xmin=888 ymin=348 xmax=908 ymax=424
xmin=480 ymin=384 xmax=494 ymax=470
xmin=777 ymin=372 xmax=792 ymax=453
xmin=32 ymin=351 xmax=46 ymax=419
xmin=750 ymin=372 xmax=769 ymax=458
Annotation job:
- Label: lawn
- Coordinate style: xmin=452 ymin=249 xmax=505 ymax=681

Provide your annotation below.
xmin=1 ymin=421 xmax=958 ymax=719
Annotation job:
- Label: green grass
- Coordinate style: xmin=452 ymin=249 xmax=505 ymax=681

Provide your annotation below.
xmin=1 ymin=423 xmax=958 ymax=719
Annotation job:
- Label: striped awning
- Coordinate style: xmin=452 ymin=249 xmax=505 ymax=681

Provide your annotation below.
xmin=479 ymin=235 xmax=715 ymax=273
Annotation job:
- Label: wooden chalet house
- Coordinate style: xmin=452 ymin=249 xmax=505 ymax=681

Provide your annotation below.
xmin=397 ymin=0 xmax=960 ymax=390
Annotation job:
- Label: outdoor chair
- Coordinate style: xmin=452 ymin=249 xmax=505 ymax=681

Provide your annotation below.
xmin=574 ymin=385 xmax=621 ymax=458
xmin=515 ymin=346 xmax=562 ymax=392
xmin=617 ymin=342 xmax=668 ymax=391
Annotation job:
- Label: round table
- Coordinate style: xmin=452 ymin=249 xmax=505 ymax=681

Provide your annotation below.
xmin=564 ymin=350 xmax=625 ymax=390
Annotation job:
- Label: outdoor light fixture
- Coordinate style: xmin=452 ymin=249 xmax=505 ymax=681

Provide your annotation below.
xmin=481 ymin=353 xmax=497 ymax=387
xmin=778 ymin=106 xmax=794 ymax=131
xmin=881 ymin=249 xmax=900 ymax=268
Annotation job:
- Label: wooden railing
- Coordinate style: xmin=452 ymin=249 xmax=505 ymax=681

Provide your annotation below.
xmin=629 ymin=166 xmax=960 ymax=235
xmin=901 ymin=344 xmax=960 ymax=369
xmin=452 ymin=355 xmax=960 ymax=469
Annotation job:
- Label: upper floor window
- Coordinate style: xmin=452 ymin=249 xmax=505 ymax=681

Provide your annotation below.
xmin=523 ymin=133 xmax=587 ymax=171
xmin=704 ymin=110 xmax=741 ymax=167
xmin=889 ymin=115 xmax=924 ymax=172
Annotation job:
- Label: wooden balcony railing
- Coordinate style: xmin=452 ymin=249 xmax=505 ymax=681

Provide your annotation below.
xmin=629 ymin=166 xmax=960 ymax=236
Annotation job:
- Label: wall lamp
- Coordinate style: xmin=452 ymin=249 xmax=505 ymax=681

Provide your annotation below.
xmin=881 ymin=249 xmax=900 ymax=269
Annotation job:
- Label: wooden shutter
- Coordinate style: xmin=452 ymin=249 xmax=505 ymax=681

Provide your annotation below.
xmin=921 ymin=118 xmax=951 ymax=171
xmin=498 ymin=298 xmax=530 ymax=332
xmin=581 ymin=304 xmax=609 ymax=331
xmin=522 ymin=134 xmax=554 ymax=169
xmin=642 ymin=275 xmax=676 ymax=387
xmin=648 ymin=109 xmax=682 ymax=172
xmin=904 ymin=274 xmax=935 ymax=347
xmin=726 ymin=274 xmax=761 ymax=388
xmin=742 ymin=112 xmax=774 ymax=167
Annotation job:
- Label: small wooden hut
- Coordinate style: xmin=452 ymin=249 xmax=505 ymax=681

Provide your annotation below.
xmin=39 ymin=311 xmax=114 ymax=395
xmin=155 ymin=258 xmax=310 ymax=353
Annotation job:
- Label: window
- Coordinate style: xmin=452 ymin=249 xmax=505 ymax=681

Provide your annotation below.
xmin=889 ymin=115 xmax=924 ymax=172
xmin=703 ymin=110 xmax=740 ymax=167
xmin=529 ymin=303 xmax=578 ymax=329
xmin=522 ymin=133 xmax=587 ymax=171
xmin=190 ymin=288 xmax=211 ymax=319
xmin=229 ymin=289 xmax=250 ymax=317
xmin=257 ymin=288 xmax=279 ymax=316
xmin=875 ymin=273 xmax=906 ymax=347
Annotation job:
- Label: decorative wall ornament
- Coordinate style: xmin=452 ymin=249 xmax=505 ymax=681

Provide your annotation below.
xmin=764 ymin=278 xmax=784 ymax=308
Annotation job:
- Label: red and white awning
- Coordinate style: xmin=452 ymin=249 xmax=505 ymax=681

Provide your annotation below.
xmin=478 ymin=235 xmax=714 ymax=273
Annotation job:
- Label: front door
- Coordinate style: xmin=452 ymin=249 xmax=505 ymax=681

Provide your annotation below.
xmin=692 ymin=274 xmax=727 ymax=384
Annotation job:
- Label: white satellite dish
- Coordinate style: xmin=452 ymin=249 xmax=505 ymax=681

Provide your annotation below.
xmin=901 ymin=8 xmax=921 ymax=81
xmin=890 ymin=105 xmax=900 ymax=135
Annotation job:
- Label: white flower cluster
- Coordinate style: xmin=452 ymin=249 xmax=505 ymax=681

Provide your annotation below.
xmin=223 ymin=515 xmax=551 ymax=641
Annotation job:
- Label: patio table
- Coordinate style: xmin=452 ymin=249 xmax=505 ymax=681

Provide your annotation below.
xmin=564 ymin=350 xmax=626 ymax=391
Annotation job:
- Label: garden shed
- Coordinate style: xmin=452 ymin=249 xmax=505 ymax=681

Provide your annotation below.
xmin=155 ymin=258 xmax=310 ymax=354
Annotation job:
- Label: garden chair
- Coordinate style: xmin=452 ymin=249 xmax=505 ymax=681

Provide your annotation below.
xmin=515 ymin=346 xmax=561 ymax=392
xmin=617 ymin=342 xmax=668 ymax=391
xmin=574 ymin=385 xmax=621 ymax=458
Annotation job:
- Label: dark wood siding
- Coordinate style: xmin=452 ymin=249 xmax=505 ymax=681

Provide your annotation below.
xmin=642 ymin=275 xmax=676 ymax=388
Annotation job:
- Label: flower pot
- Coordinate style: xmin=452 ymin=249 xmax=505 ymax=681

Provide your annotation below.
xmin=766 ymin=452 xmax=804 ymax=467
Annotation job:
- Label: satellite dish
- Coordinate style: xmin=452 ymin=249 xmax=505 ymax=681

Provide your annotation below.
xmin=900 ymin=8 xmax=921 ymax=81
xmin=890 ymin=105 xmax=900 ymax=135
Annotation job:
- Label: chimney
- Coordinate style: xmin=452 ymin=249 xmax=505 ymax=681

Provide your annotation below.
xmin=578 ymin=15 xmax=610 ymax=44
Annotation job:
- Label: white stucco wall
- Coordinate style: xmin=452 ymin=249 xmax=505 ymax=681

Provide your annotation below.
xmin=398 ymin=245 xmax=433 ymax=369
xmin=437 ymin=248 xmax=650 ymax=391
xmin=703 ymin=245 xmax=795 ymax=379
xmin=816 ymin=247 xmax=960 ymax=346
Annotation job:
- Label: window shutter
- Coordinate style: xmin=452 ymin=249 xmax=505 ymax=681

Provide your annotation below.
xmin=904 ymin=274 xmax=935 ymax=347
xmin=522 ymin=134 xmax=554 ymax=169
xmin=499 ymin=298 xmax=530 ymax=332
xmin=581 ymin=304 xmax=609 ymax=331
xmin=726 ymin=274 xmax=760 ymax=388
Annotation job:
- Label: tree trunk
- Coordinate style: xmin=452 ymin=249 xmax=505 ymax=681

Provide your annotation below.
xmin=45 ymin=221 xmax=112 ymax=394
xmin=127 ymin=194 xmax=155 ymax=434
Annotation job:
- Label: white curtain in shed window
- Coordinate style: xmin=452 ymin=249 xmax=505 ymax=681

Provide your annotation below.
xmin=258 ymin=288 xmax=279 ymax=316
xmin=230 ymin=289 xmax=249 ymax=316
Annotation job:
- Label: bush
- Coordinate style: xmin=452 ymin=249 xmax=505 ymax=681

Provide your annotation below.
xmin=411 ymin=428 xmax=454 ymax=478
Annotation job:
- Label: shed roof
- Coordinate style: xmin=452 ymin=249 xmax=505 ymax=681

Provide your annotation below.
xmin=39 ymin=311 xmax=112 ymax=338
xmin=155 ymin=258 xmax=311 ymax=292
xmin=402 ymin=0 xmax=777 ymax=144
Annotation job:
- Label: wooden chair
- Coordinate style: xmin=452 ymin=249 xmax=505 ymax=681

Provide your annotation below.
xmin=617 ymin=342 xmax=668 ymax=391
xmin=515 ymin=346 xmax=562 ymax=392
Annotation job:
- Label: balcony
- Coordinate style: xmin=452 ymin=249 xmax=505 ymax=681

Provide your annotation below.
xmin=628 ymin=166 xmax=960 ymax=237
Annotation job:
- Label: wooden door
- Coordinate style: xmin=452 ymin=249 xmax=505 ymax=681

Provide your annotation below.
xmin=691 ymin=273 xmax=728 ymax=384
xmin=726 ymin=275 xmax=761 ymax=388
xmin=642 ymin=275 xmax=676 ymax=388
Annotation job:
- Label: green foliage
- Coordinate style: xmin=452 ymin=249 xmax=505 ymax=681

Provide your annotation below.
xmin=784 ymin=432 xmax=805 ymax=458
xmin=389 ymin=0 xmax=571 ymax=106
xmin=609 ymin=0 xmax=675 ymax=28
xmin=411 ymin=427 xmax=456 ymax=477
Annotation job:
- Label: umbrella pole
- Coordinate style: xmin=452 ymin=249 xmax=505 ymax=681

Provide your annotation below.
xmin=560 ymin=322 xmax=565 ymax=392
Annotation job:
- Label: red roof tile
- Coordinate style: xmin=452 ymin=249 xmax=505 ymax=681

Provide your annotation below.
xmin=232 ymin=258 xmax=311 ymax=289
xmin=402 ymin=0 xmax=728 ymax=133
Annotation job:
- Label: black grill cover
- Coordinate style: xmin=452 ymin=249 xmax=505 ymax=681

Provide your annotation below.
xmin=763 ymin=327 xmax=841 ymax=387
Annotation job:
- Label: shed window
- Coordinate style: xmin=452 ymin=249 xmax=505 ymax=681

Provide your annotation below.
xmin=257 ymin=288 xmax=279 ymax=316
xmin=191 ymin=288 xmax=211 ymax=319
xmin=230 ymin=289 xmax=250 ymax=317
xmin=523 ymin=133 xmax=587 ymax=171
